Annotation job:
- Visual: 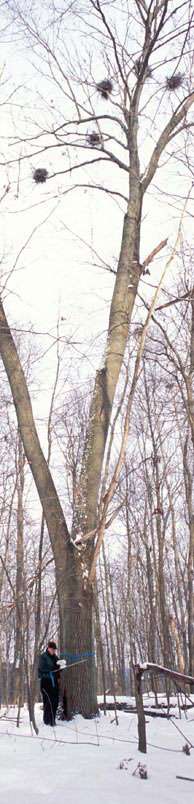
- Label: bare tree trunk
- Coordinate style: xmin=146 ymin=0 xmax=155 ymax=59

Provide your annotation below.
xmin=109 ymin=565 xmax=123 ymax=692
xmin=94 ymin=591 xmax=107 ymax=712
xmin=186 ymin=287 xmax=194 ymax=677
xmin=57 ymin=177 xmax=143 ymax=714
xmin=188 ymin=515 xmax=194 ymax=678
xmin=134 ymin=666 xmax=147 ymax=754
xmin=99 ymin=558 xmax=112 ymax=692
xmin=30 ymin=515 xmax=45 ymax=707
xmin=12 ymin=437 xmax=25 ymax=704
xmin=0 ymin=299 xmax=68 ymax=638
xmin=64 ymin=544 xmax=97 ymax=716
xmin=31 ymin=350 xmax=62 ymax=707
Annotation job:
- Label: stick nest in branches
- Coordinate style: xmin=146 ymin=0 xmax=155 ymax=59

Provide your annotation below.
xmin=166 ymin=73 xmax=183 ymax=91
xmin=96 ymin=79 xmax=113 ymax=99
xmin=86 ymin=130 xmax=103 ymax=147
xmin=33 ymin=168 xmax=48 ymax=184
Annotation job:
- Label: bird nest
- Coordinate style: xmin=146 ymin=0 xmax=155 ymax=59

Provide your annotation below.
xmin=166 ymin=73 xmax=183 ymax=91
xmin=96 ymin=79 xmax=113 ymax=99
xmin=87 ymin=131 xmax=102 ymax=146
xmin=33 ymin=168 xmax=48 ymax=184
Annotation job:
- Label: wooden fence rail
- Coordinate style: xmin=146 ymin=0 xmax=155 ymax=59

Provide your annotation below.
xmin=134 ymin=662 xmax=194 ymax=753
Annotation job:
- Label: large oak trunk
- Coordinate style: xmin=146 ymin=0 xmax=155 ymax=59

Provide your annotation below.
xmin=63 ymin=547 xmax=97 ymax=717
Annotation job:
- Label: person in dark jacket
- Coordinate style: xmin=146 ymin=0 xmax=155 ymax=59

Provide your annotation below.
xmin=38 ymin=640 xmax=60 ymax=726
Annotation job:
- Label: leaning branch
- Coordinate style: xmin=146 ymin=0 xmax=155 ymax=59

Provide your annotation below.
xmin=142 ymin=238 xmax=168 ymax=268
xmin=89 ymin=194 xmax=189 ymax=582
xmin=155 ymin=291 xmax=191 ymax=311
xmin=0 ymin=300 xmax=69 ymax=578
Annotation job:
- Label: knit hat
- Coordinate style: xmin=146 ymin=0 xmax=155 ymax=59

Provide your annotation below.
xmin=47 ymin=640 xmax=57 ymax=649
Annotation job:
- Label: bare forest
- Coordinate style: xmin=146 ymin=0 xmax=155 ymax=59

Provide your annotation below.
xmin=0 ymin=0 xmax=194 ymax=730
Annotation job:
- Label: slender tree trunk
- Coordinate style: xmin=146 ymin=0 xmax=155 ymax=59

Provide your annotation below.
xmin=12 ymin=438 xmax=25 ymax=704
xmin=94 ymin=592 xmax=107 ymax=711
xmin=188 ymin=515 xmax=194 ymax=678
xmin=30 ymin=516 xmax=45 ymax=706
xmin=0 ymin=299 xmax=68 ymax=634
xmin=109 ymin=567 xmax=123 ymax=692
xmin=186 ymin=287 xmax=194 ymax=677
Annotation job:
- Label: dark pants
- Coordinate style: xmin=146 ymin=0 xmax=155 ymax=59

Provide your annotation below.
xmin=63 ymin=688 xmax=69 ymax=719
xmin=41 ymin=678 xmax=59 ymax=725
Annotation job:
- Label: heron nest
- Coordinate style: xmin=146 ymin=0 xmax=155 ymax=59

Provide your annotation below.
xmin=87 ymin=131 xmax=102 ymax=146
xmin=166 ymin=73 xmax=183 ymax=91
xmin=33 ymin=168 xmax=48 ymax=184
xmin=96 ymin=79 xmax=113 ymax=99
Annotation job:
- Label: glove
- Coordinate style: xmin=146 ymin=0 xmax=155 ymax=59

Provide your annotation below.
xmin=57 ymin=659 xmax=67 ymax=669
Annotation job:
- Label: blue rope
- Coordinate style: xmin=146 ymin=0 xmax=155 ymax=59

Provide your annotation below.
xmin=49 ymin=672 xmax=55 ymax=688
xmin=60 ymin=650 xmax=95 ymax=662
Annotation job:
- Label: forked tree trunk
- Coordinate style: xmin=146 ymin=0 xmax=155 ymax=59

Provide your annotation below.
xmin=64 ymin=153 xmax=142 ymax=713
xmin=0 ymin=96 xmax=190 ymax=716
xmin=0 ymin=186 xmax=141 ymax=715
xmin=60 ymin=191 xmax=143 ymax=714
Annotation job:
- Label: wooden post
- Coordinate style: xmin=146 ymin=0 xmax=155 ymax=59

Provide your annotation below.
xmin=134 ymin=665 xmax=147 ymax=753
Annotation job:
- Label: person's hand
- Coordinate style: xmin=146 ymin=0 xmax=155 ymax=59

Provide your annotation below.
xmin=57 ymin=659 xmax=67 ymax=669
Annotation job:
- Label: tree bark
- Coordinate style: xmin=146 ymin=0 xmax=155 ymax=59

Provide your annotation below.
xmin=12 ymin=437 xmax=25 ymax=705
xmin=134 ymin=666 xmax=147 ymax=754
xmin=0 ymin=298 xmax=68 ymax=635
xmin=65 ymin=113 xmax=142 ymax=712
xmin=184 ymin=287 xmax=194 ymax=677
xmin=63 ymin=544 xmax=97 ymax=716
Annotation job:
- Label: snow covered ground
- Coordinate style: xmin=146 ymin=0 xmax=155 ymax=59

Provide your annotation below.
xmin=0 ymin=697 xmax=194 ymax=803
